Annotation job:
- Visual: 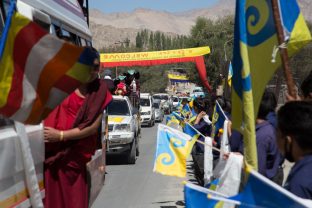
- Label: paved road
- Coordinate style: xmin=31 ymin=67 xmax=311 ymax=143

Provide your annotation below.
xmin=92 ymin=121 xmax=191 ymax=208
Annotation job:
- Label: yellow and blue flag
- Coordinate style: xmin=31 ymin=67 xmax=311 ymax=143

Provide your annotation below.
xmin=153 ymin=124 xmax=196 ymax=177
xmin=227 ymin=62 xmax=233 ymax=87
xmin=183 ymin=122 xmax=200 ymax=141
xmin=211 ymin=101 xmax=228 ymax=139
xmin=181 ymin=103 xmax=192 ymax=119
xmin=231 ymin=0 xmax=311 ymax=169
xmin=166 ymin=113 xmax=181 ymax=125
xmin=232 ymin=166 xmax=312 ymax=208
xmin=184 ymin=182 xmax=240 ymax=208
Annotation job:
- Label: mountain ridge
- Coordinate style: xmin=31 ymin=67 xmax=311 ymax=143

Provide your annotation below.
xmin=90 ymin=0 xmax=312 ymax=49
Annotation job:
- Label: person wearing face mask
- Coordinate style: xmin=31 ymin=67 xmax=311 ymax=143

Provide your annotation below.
xmin=43 ymin=47 xmax=112 ymax=208
xmin=277 ymin=101 xmax=312 ymax=199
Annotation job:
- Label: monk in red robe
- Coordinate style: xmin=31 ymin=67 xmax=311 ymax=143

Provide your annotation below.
xmin=43 ymin=53 xmax=112 ymax=208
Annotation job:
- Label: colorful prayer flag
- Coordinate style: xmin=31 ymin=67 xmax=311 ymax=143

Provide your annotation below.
xmin=153 ymin=124 xmax=196 ymax=177
xmin=231 ymin=0 xmax=311 ymax=169
xmin=0 ymin=3 xmax=97 ymax=124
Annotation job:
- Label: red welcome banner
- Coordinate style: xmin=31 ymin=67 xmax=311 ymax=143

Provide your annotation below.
xmin=100 ymin=46 xmax=212 ymax=92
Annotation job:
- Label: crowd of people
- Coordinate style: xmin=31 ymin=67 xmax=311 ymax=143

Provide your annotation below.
xmin=173 ymin=70 xmax=312 ymax=200
xmin=41 ymin=44 xmax=312 ymax=207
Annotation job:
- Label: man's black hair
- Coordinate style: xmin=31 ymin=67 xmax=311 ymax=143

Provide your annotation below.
xmin=301 ymin=70 xmax=312 ymax=98
xmin=257 ymin=89 xmax=277 ymax=119
xmin=193 ymin=97 xmax=209 ymax=112
xmin=277 ymin=101 xmax=312 ymax=150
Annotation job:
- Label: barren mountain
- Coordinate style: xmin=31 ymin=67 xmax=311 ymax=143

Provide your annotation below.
xmin=90 ymin=0 xmax=312 ymax=49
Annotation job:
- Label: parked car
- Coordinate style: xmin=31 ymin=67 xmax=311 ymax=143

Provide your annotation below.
xmin=153 ymin=93 xmax=172 ymax=114
xmin=190 ymin=86 xmax=205 ymax=98
xmin=106 ymin=96 xmax=140 ymax=164
xmin=140 ymin=93 xmax=155 ymax=127
xmin=153 ymin=101 xmax=164 ymax=122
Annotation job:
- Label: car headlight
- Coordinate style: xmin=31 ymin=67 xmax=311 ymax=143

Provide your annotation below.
xmin=114 ymin=124 xmax=131 ymax=132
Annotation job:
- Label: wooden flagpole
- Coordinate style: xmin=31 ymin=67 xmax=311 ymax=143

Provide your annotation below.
xmin=271 ymin=0 xmax=297 ymax=98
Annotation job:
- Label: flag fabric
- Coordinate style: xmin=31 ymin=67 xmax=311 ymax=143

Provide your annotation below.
xmin=227 ymin=62 xmax=233 ymax=87
xmin=234 ymin=166 xmax=312 ymax=208
xmin=181 ymin=104 xmax=192 ymax=119
xmin=183 ymin=122 xmax=200 ymax=141
xmin=184 ymin=182 xmax=240 ymax=208
xmin=0 ymin=3 xmax=97 ymax=124
xmin=231 ymin=0 xmax=311 ymax=169
xmin=211 ymin=101 xmax=228 ymax=139
xmin=153 ymin=124 xmax=196 ymax=177
xmin=185 ymin=166 xmax=312 ymax=208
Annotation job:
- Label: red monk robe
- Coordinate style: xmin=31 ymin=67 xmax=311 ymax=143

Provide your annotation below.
xmin=44 ymin=79 xmax=112 ymax=208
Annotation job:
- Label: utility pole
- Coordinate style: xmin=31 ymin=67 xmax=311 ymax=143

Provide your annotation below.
xmin=271 ymin=0 xmax=296 ymax=98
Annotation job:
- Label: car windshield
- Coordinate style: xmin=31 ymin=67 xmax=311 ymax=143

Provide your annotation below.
xmin=160 ymin=95 xmax=169 ymax=100
xmin=153 ymin=95 xmax=161 ymax=100
xmin=193 ymin=89 xmax=202 ymax=92
xmin=107 ymin=100 xmax=130 ymax=116
xmin=153 ymin=102 xmax=160 ymax=108
xmin=172 ymin=97 xmax=179 ymax=102
xmin=140 ymin=98 xmax=150 ymax=106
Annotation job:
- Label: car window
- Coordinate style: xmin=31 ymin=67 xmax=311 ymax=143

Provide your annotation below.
xmin=107 ymin=100 xmax=130 ymax=116
xmin=153 ymin=95 xmax=161 ymax=100
xmin=153 ymin=102 xmax=160 ymax=108
xmin=172 ymin=97 xmax=179 ymax=102
xmin=160 ymin=95 xmax=169 ymax=101
xmin=140 ymin=98 xmax=150 ymax=106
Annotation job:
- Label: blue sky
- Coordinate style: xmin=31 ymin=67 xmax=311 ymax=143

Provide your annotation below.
xmin=89 ymin=0 xmax=219 ymax=13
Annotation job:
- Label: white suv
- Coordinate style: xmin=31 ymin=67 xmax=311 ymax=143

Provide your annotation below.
xmin=140 ymin=93 xmax=155 ymax=127
xmin=105 ymin=96 xmax=140 ymax=164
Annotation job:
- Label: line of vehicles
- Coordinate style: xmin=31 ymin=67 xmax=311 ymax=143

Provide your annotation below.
xmin=105 ymin=91 xmax=199 ymax=165
xmin=105 ymin=92 xmax=177 ymax=164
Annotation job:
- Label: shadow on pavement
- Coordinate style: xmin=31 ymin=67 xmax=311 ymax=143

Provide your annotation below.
xmin=106 ymin=154 xmax=133 ymax=165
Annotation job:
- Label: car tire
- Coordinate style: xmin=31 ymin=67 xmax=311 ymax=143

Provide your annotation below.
xmin=136 ymin=137 xmax=140 ymax=157
xmin=127 ymin=141 xmax=136 ymax=164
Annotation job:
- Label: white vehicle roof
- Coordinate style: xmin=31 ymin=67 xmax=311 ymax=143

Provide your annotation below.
xmin=140 ymin=93 xmax=151 ymax=98
xmin=112 ymin=95 xmax=130 ymax=101
xmin=17 ymin=0 xmax=92 ymax=40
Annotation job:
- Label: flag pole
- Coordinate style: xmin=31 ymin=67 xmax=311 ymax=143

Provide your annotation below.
xmin=271 ymin=0 xmax=297 ymax=97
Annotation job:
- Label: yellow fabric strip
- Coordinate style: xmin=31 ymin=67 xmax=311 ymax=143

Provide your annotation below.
xmin=101 ymin=46 xmax=211 ymax=63
xmin=0 ymin=13 xmax=30 ymax=108
xmin=0 ymin=180 xmax=44 ymax=208
xmin=66 ymin=62 xmax=92 ymax=83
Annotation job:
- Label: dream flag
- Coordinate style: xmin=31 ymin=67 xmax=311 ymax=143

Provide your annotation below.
xmin=166 ymin=113 xmax=182 ymax=128
xmin=227 ymin=62 xmax=233 ymax=87
xmin=0 ymin=2 xmax=98 ymax=124
xmin=184 ymin=182 xmax=240 ymax=208
xmin=183 ymin=121 xmax=200 ymax=141
xmin=211 ymin=100 xmax=228 ymax=139
xmin=153 ymin=124 xmax=196 ymax=177
xmin=231 ymin=0 xmax=311 ymax=169
xmin=232 ymin=166 xmax=312 ymax=208
xmin=181 ymin=103 xmax=192 ymax=119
